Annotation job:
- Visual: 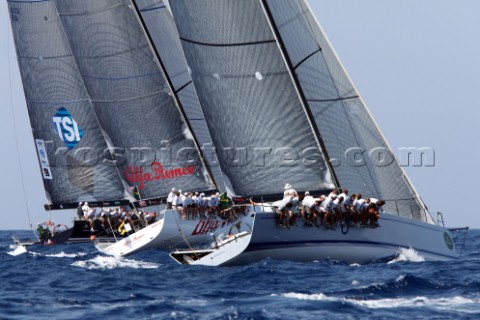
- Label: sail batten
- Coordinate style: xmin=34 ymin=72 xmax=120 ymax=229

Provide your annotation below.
xmin=179 ymin=37 xmax=277 ymax=48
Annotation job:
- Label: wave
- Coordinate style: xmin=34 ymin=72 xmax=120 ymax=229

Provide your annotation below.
xmin=278 ymin=292 xmax=480 ymax=313
xmin=387 ymin=247 xmax=425 ymax=264
xmin=338 ymin=274 xmax=454 ymax=298
xmin=71 ymin=255 xmax=161 ymax=270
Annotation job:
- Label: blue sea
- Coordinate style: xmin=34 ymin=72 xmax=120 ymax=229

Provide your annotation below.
xmin=1 ymin=229 xmax=479 ymax=320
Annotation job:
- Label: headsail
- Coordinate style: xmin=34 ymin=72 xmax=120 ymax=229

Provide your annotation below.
xmin=7 ymin=0 xmax=126 ymax=207
xmin=134 ymin=0 xmax=226 ymax=193
xmin=262 ymin=0 xmax=430 ymax=222
xmin=168 ymin=0 xmax=334 ymax=197
xmin=54 ymin=0 xmax=216 ymax=200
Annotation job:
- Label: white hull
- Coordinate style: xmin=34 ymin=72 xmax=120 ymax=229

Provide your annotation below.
xmin=96 ymin=209 xmax=243 ymax=257
xmin=169 ymin=212 xmax=255 ymax=266
xmin=225 ymin=206 xmax=459 ymax=265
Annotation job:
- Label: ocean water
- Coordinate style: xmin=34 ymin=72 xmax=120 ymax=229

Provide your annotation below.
xmin=1 ymin=229 xmax=479 ymax=320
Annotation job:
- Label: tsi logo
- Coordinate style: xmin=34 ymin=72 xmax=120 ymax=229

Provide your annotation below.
xmin=52 ymin=107 xmax=84 ymax=150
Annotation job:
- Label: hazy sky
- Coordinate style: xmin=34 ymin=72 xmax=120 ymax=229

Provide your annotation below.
xmin=0 ymin=0 xmax=478 ymax=230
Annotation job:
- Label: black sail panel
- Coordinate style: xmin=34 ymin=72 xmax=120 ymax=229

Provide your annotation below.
xmin=7 ymin=0 xmax=126 ymax=205
xmin=54 ymin=0 xmax=215 ymax=199
xmin=266 ymin=0 xmax=427 ymax=221
xmin=168 ymin=0 xmax=333 ymax=196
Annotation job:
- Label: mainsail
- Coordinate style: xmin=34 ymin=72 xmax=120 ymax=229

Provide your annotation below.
xmin=53 ymin=0 xmax=216 ymax=200
xmin=168 ymin=0 xmax=334 ymax=197
xmin=168 ymin=0 xmax=431 ymax=222
xmin=8 ymin=0 xmax=127 ymax=207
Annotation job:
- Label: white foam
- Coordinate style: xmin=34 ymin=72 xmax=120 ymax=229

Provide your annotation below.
xmin=278 ymin=293 xmax=480 ymax=313
xmin=388 ymin=247 xmax=425 ymax=264
xmin=71 ymin=255 xmax=160 ymax=270
xmin=7 ymin=245 xmax=27 ymax=256
xmin=45 ymin=252 xmax=88 ymax=258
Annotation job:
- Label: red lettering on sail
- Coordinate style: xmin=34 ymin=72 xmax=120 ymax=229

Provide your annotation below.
xmin=125 ymin=162 xmax=197 ymax=190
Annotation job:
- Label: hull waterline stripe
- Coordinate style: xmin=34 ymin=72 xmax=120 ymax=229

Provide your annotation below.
xmin=245 ymin=240 xmax=458 ymax=260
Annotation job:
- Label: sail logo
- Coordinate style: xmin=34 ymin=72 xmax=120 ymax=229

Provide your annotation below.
xmin=126 ymin=161 xmax=197 ymax=190
xmin=52 ymin=107 xmax=84 ymax=150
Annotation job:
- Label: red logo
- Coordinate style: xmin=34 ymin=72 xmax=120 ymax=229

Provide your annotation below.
xmin=126 ymin=161 xmax=196 ymax=190
xmin=191 ymin=218 xmax=229 ymax=236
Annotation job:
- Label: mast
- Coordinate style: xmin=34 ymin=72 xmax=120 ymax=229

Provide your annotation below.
xmin=259 ymin=0 xmax=341 ymax=191
xmin=130 ymin=0 xmax=220 ymax=191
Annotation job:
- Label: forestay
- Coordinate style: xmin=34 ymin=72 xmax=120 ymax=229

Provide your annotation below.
xmin=8 ymin=0 xmax=126 ymax=205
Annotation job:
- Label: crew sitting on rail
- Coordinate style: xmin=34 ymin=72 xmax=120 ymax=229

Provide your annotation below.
xmin=320 ymin=191 xmax=336 ymax=229
xmin=300 ymin=191 xmax=314 ymax=224
xmin=353 ymin=194 xmax=365 ymax=226
xmin=345 ymin=193 xmax=357 ymax=226
xmin=366 ymin=198 xmax=385 ymax=228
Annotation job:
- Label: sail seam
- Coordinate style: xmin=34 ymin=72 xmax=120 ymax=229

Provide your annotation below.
xmin=28 ymin=98 xmax=90 ymax=105
xmin=91 ymin=90 xmax=168 ymax=104
xmin=82 ymin=71 xmax=163 ymax=81
xmin=75 ymin=45 xmax=150 ymax=60
xmin=58 ymin=3 xmax=123 ymax=17
xmin=18 ymin=54 xmax=71 ymax=60
xmin=180 ymin=37 xmax=276 ymax=47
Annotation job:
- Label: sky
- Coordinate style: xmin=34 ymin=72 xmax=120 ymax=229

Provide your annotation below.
xmin=0 ymin=0 xmax=479 ymax=230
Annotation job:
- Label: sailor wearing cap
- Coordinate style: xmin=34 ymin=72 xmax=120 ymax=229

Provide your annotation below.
xmin=283 ymin=183 xmax=297 ymax=198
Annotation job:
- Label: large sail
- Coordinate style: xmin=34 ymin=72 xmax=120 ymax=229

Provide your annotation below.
xmin=54 ymin=0 xmax=216 ymax=200
xmin=262 ymin=0 xmax=429 ymax=222
xmin=168 ymin=0 xmax=334 ymax=197
xmin=8 ymin=0 xmax=127 ymax=207
xmin=134 ymin=0 xmax=226 ymax=192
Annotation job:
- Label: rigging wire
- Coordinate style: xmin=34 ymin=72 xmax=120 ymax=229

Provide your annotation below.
xmin=6 ymin=29 xmax=36 ymax=235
